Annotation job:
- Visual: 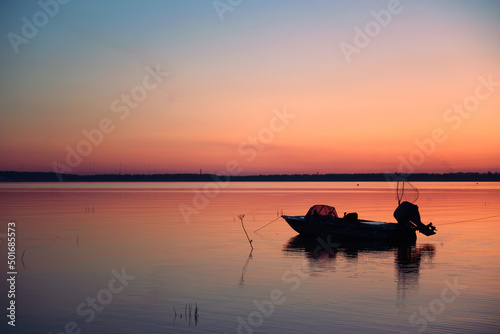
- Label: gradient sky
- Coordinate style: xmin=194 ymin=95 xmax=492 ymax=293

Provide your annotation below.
xmin=1 ymin=0 xmax=499 ymax=175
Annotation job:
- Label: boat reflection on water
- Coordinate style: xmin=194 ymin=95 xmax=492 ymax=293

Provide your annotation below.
xmin=283 ymin=235 xmax=435 ymax=305
xmin=395 ymin=243 xmax=435 ymax=307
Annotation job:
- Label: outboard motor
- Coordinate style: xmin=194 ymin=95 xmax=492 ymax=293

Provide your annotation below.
xmin=394 ymin=201 xmax=436 ymax=236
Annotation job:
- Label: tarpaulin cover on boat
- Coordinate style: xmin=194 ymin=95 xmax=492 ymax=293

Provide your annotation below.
xmin=305 ymin=205 xmax=338 ymax=220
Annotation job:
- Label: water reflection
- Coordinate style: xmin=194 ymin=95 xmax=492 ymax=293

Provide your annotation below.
xmin=283 ymin=235 xmax=436 ymax=305
xmin=238 ymin=250 xmax=253 ymax=287
xmin=395 ymin=243 xmax=435 ymax=308
xmin=284 ymin=234 xmax=399 ymax=259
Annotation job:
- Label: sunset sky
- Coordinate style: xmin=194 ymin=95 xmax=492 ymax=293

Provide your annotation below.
xmin=1 ymin=0 xmax=499 ymax=175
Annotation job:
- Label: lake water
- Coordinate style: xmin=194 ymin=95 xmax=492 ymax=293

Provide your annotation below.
xmin=1 ymin=182 xmax=499 ymax=334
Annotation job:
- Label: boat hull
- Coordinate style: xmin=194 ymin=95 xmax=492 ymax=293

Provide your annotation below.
xmin=282 ymin=215 xmax=416 ymax=243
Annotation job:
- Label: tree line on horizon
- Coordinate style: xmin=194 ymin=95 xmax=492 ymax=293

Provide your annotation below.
xmin=0 ymin=171 xmax=499 ymax=182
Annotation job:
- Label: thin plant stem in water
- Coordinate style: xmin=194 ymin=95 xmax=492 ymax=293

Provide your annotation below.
xmin=238 ymin=214 xmax=253 ymax=250
xmin=173 ymin=303 xmax=199 ymax=326
xmin=21 ymin=249 xmax=26 ymax=268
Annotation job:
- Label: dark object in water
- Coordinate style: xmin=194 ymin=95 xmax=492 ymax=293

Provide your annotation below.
xmin=393 ymin=201 xmax=436 ymax=236
xmin=282 ymin=204 xmax=436 ymax=243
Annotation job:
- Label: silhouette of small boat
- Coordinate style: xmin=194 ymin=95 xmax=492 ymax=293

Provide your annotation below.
xmin=282 ymin=204 xmax=417 ymax=243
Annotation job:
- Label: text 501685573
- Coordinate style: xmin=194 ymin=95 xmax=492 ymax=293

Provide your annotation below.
xmin=7 ymin=221 xmax=17 ymax=327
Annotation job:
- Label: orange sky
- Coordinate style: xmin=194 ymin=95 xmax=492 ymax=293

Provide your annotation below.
xmin=1 ymin=1 xmax=499 ymax=174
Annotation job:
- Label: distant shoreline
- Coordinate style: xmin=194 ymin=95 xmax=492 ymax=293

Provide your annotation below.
xmin=1 ymin=171 xmax=499 ymax=182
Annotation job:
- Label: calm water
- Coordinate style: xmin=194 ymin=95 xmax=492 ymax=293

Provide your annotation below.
xmin=1 ymin=182 xmax=499 ymax=334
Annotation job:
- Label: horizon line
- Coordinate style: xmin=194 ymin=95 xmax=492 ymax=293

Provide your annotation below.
xmin=1 ymin=170 xmax=499 ymax=182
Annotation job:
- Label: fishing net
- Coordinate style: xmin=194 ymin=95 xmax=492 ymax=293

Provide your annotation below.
xmin=396 ymin=180 xmax=419 ymax=204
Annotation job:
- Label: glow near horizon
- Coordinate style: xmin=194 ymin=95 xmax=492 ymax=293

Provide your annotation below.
xmin=0 ymin=0 xmax=499 ymax=175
